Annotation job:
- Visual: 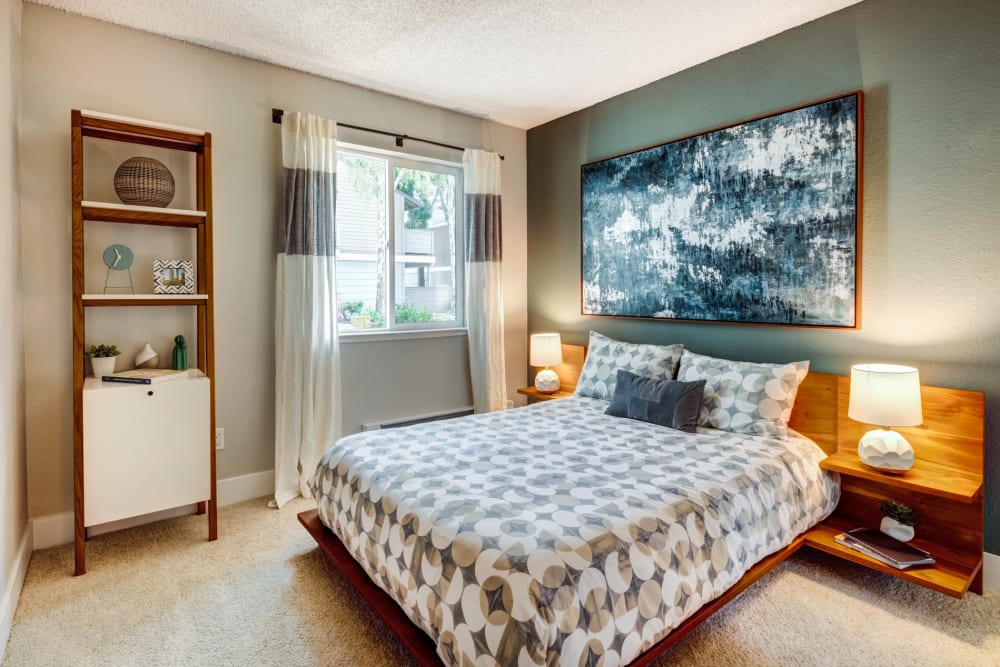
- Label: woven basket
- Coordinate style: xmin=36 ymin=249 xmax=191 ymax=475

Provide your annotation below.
xmin=114 ymin=157 xmax=175 ymax=207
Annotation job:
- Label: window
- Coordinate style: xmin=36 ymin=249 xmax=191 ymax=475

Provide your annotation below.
xmin=334 ymin=146 xmax=463 ymax=333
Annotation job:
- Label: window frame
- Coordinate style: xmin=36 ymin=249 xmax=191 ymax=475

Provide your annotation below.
xmin=335 ymin=142 xmax=465 ymax=337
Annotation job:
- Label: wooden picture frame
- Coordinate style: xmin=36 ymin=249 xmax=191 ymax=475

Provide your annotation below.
xmin=581 ymin=91 xmax=863 ymax=328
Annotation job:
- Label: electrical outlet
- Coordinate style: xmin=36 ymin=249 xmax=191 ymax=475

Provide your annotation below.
xmin=215 ymin=427 xmax=224 ymax=450
xmin=506 ymin=399 xmax=514 ymax=409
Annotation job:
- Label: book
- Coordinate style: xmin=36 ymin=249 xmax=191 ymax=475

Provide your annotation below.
xmin=834 ymin=528 xmax=935 ymax=569
xmin=101 ymin=369 xmax=189 ymax=384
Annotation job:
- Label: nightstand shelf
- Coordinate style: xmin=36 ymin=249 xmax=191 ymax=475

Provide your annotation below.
xmin=804 ymin=518 xmax=981 ymax=598
xmin=820 ymin=450 xmax=981 ymax=503
xmin=803 ymin=376 xmax=985 ymax=598
xmin=516 ymin=386 xmax=573 ymax=402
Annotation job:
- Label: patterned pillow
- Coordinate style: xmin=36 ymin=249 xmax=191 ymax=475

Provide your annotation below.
xmin=573 ymin=331 xmax=683 ymax=401
xmin=676 ymin=350 xmax=810 ymax=439
xmin=605 ymin=370 xmax=706 ymax=433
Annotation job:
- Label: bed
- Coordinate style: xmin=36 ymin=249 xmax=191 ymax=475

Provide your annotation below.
xmin=300 ymin=341 xmax=843 ymax=666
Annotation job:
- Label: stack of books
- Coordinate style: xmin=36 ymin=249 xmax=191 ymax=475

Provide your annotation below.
xmin=834 ymin=527 xmax=935 ymax=570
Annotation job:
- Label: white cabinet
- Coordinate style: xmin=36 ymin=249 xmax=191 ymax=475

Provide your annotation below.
xmin=83 ymin=375 xmax=211 ymax=526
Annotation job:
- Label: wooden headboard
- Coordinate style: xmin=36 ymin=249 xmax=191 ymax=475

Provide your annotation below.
xmin=549 ymin=345 xmax=982 ymax=462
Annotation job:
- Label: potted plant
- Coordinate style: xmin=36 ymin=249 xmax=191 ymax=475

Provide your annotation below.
xmin=87 ymin=344 xmax=120 ymax=378
xmin=879 ymin=500 xmax=920 ymax=542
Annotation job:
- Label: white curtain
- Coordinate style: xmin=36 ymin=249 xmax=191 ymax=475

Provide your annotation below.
xmin=274 ymin=112 xmax=341 ymax=508
xmin=463 ymin=150 xmax=507 ymax=412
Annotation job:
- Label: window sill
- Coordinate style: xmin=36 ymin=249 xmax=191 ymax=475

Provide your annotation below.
xmin=339 ymin=328 xmax=468 ymax=343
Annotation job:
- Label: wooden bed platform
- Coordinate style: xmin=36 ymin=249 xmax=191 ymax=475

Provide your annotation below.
xmin=298 ymin=507 xmax=807 ymax=666
xmin=299 ymin=349 xmax=984 ymax=665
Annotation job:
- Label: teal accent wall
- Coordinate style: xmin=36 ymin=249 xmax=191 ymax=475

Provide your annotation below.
xmin=527 ymin=0 xmax=1000 ymax=553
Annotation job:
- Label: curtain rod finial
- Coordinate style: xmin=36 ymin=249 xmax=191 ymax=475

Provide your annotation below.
xmin=272 ymin=108 xmax=284 ymax=124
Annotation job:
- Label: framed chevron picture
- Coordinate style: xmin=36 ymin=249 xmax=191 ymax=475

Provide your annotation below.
xmin=153 ymin=259 xmax=195 ymax=294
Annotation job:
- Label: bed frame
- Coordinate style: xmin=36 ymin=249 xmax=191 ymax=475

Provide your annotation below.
xmin=298 ymin=345 xmax=976 ymax=665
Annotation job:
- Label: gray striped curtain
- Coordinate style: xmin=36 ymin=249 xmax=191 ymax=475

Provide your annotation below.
xmin=464 ymin=150 xmax=507 ymax=412
xmin=274 ymin=112 xmax=341 ymax=507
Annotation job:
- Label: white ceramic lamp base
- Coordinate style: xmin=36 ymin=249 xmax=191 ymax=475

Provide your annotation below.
xmin=534 ymin=368 xmax=560 ymax=393
xmin=858 ymin=428 xmax=915 ymax=473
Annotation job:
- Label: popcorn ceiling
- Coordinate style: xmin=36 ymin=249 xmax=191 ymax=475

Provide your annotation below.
xmin=32 ymin=0 xmax=860 ymax=129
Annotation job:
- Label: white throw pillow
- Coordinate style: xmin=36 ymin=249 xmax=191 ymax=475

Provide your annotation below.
xmin=573 ymin=331 xmax=683 ymax=401
xmin=676 ymin=350 xmax=810 ymax=439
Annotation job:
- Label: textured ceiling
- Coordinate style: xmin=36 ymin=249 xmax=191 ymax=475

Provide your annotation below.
xmin=32 ymin=0 xmax=861 ymax=129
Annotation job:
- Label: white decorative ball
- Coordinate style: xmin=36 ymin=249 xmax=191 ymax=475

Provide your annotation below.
xmin=534 ymin=369 xmax=560 ymax=393
xmin=858 ymin=429 xmax=915 ymax=472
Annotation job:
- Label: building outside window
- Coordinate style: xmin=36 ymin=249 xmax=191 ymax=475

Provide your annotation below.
xmin=334 ymin=146 xmax=463 ymax=333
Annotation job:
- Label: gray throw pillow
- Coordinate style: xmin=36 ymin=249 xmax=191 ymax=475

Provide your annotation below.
xmin=605 ymin=370 xmax=706 ymax=433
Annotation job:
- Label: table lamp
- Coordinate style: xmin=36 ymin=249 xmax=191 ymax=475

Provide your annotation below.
xmin=530 ymin=333 xmax=562 ymax=393
xmin=848 ymin=364 xmax=923 ymax=473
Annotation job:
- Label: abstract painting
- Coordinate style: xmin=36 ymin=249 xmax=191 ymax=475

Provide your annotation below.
xmin=581 ymin=92 xmax=861 ymax=327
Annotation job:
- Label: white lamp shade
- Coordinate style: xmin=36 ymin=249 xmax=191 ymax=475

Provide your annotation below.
xmin=848 ymin=364 xmax=923 ymax=427
xmin=530 ymin=333 xmax=562 ymax=367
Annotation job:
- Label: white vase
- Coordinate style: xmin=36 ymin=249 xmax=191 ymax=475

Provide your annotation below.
xmin=880 ymin=516 xmax=915 ymax=542
xmin=135 ymin=342 xmax=159 ymax=368
xmin=91 ymin=355 xmax=118 ymax=378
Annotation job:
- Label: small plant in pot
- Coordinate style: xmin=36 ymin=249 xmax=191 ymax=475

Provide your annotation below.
xmin=879 ymin=500 xmax=920 ymax=542
xmin=87 ymin=344 xmax=120 ymax=378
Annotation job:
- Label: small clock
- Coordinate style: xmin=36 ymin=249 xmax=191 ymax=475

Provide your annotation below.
xmin=102 ymin=244 xmax=134 ymax=271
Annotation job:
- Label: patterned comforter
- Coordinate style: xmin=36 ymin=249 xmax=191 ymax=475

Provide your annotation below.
xmin=312 ymin=397 xmax=839 ymax=666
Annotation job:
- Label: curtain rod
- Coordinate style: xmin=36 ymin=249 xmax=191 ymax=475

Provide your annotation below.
xmin=271 ymin=108 xmax=503 ymax=160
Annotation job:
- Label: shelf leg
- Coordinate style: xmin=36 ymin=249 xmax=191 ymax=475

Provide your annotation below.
xmin=971 ymin=567 xmax=984 ymax=596
xmin=208 ymin=497 xmax=217 ymax=541
xmin=196 ymin=501 xmax=206 ymax=515
xmin=74 ymin=519 xmax=86 ymax=575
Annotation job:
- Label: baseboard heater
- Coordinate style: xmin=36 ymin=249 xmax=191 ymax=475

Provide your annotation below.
xmin=362 ymin=406 xmax=474 ymax=431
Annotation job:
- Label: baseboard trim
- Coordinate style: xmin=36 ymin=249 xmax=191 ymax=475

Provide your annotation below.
xmin=1 ymin=523 xmax=32 ymax=655
xmin=217 ymin=469 xmax=274 ymax=507
xmin=31 ymin=469 xmax=275 ymax=550
xmin=984 ymin=551 xmax=1000 ymax=593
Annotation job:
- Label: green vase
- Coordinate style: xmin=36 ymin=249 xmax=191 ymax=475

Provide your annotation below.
xmin=172 ymin=335 xmax=188 ymax=370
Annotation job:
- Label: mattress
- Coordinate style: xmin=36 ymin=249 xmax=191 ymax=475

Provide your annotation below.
xmin=312 ymin=397 xmax=839 ymax=666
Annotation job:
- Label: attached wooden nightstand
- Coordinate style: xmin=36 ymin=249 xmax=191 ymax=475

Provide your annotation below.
xmin=803 ymin=380 xmax=985 ymax=598
xmin=517 ymin=386 xmax=573 ymax=403
xmin=519 ymin=342 xmax=585 ymax=404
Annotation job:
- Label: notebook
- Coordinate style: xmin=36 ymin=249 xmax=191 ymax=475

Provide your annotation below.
xmin=835 ymin=528 xmax=935 ymax=569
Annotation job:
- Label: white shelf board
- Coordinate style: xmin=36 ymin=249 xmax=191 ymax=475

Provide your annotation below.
xmin=81 ymin=200 xmax=206 ymax=217
xmin=80 ymin=109 xmax=206 ymax=136
xmin=82 ymin=294 xmax=209 ymax=301
xmin=84 ymin=369 xmax=206 ymax=391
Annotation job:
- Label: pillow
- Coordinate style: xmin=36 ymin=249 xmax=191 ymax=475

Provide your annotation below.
xmin=676 ymin=350 xmax=810 ymax=439
xmin=573 ymin=331 xmax=684 ymax=401
xmin=605 ymin=370 xmax=705 ymax=433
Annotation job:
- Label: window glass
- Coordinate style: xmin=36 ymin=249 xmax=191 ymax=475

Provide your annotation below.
xmin=335 ymin=148 xmax=463 ymax=333
xmin=393 ymin=166 xmax=458 ymax=327
xmin=335 ymin=153 xmax=388 ymax=330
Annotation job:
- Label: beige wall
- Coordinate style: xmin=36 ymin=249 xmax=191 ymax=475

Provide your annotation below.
xmin=20 ymin=5 xmax=528 ymax=519
xmin=2 ymin=0 xmax=28 ymax=642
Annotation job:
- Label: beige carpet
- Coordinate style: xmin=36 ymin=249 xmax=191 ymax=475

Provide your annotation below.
xmin=4 ymin=498 xmax=998 ymax=666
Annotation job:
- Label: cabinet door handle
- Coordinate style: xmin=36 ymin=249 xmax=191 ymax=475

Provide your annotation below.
xmin=147 ymin=390 xmax=154 ymax=397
